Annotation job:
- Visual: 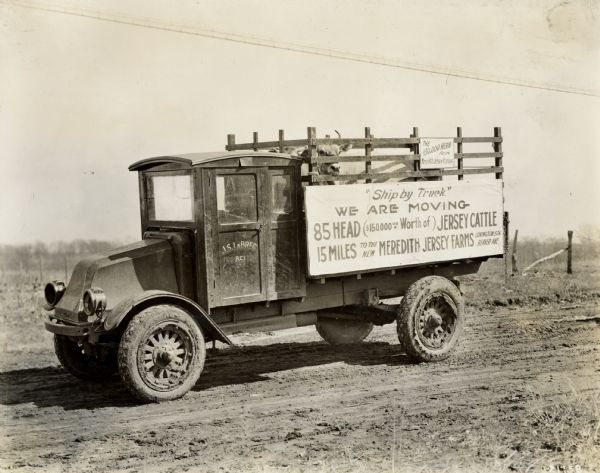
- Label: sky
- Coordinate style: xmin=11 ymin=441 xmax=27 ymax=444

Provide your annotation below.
xmin=1 ymin=0 xmax=599 ymax=245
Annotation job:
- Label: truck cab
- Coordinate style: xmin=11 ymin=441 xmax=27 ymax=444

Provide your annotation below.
xmin=131 ymin=151 xmax=306 ymax=310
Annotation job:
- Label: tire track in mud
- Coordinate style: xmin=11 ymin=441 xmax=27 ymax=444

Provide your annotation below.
xmin=1 ymin=303 xmax=600 ymax=471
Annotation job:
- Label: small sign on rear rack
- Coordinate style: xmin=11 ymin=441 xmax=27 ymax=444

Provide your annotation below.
xmin=420 ymin=138 xmax=455 ymax=169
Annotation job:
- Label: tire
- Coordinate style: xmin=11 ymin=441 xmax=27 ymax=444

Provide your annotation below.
xmin=54 ymin=335 xmax=117 ymax=381
xmin=397 ymin=276 xmax=464 ymax=362
xmin=118 ymin=305 xmax=206 ymax=402
xmin=316 ymin=313 xmax=374 ymax=345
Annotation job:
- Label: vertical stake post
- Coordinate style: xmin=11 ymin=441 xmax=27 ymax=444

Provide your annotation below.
xmin=494 ymin=127 xmax=503 ymax=179
xmin=412 ymin=127 xmax=419 ymax=182
xmin=365 ymin=127 xmax=372 ymax=183
xmin=226 ymin=134 xmax=235 ymax=151
xmin=252 ymin=132 xmax=258 ymax=151
xmin=278 ymin=129 xmax=285 ymax=153
xmin=307 ymin=127 xmax=317 ymax=184
xmin=457 ymin=127 xmax=464 ymax=181
xmin=567 ymin=230 xmax=573 ymax=274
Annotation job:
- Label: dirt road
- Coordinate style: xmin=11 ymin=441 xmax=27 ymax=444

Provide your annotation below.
xmin=1 ymin=301 xmax=599 ymax=472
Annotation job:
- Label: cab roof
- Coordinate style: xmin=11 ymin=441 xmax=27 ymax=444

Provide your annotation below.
xmin=128 ymin=151 xmax=300 ymax=171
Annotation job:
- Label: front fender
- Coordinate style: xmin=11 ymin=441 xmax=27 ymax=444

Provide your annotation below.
xmin=103 ymin=290 xmax=232 ymax=345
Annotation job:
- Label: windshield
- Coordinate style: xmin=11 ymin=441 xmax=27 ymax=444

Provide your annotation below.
xmin=146 ymin=174 xmax=193 ymax=221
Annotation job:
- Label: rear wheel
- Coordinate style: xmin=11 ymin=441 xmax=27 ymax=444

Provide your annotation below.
xmin=118 ymin=305 xmax=206 ymax=402
xmin=54 ymin=335 xmax=117 ymax=381
xmin=397 ymin=276 xmax=464 ymax=362
xmin=316 ymin=313 xmax=373 ymax=345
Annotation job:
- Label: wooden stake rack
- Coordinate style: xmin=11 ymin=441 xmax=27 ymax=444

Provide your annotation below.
xmin=226 ymin=126 xmax=503 ymax=184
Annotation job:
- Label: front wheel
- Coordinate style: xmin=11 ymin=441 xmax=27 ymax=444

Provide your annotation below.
xmin=118 ymin=305 xmax=206 ymax=402
xmin=54 ymin=335 xmax=117 ymax=381
xmin=397 ymin=276 xmax=464 ymax=362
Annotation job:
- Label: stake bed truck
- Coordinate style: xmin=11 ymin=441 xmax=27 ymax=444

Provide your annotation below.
xmin=43 ymin=126 xmax=505 ymax=402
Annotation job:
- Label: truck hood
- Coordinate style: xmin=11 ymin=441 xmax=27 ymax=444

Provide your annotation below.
xmin=53 ymin=238 xmax=178 ymax=322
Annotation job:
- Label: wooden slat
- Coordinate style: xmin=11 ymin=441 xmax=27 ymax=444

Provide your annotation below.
xmin=308 ymin=166 xmax=504 ymax=182
xmin=444 ymin=167 xmax=504 ymax=175
xmin=457 ymin=152 xmax=502 ymax=159
xmin=314 ymin=154 xmax=418 ymax=164
xmin=226 ymin=137 xmax=419 ymax=151
xmin=314 ymin=137 xmax=418 ymax=147
xmin=457 ymin=137 xmax=502 ymax=143
xmin=314 ymin=152 xmax=500 ymax=164
xmin=226 ymin=138 xmax=309 ymax=151
xmin=226 ymin=133 xmax=503 ymax=151
xmin=226 ymin=137 xmax=502 ymax=151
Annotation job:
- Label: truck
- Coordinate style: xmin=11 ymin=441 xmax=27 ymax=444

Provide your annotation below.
xmin=43 ymin=126 xmax=505 ymax=402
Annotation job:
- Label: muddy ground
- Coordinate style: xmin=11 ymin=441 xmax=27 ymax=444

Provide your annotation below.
xmin=1 ymin=263 xmax=599 ymax=472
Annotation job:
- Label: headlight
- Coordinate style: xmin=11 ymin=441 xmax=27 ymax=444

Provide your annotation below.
xmin=44 ymin=281 xmax=66 ymax=307
xmin=82 ymin=287 xmax=107 ymax=317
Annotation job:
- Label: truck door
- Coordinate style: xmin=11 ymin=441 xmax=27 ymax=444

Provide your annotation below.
xmin=267 ymin=167 xmax=305 ymax=299
xmin=208 ymin=164 xmax=305 ymax=307
xmin=211 ymin=168 xmax=269 ymax=305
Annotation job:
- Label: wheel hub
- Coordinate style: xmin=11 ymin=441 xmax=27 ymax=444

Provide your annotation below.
xmin=418 ymin=295 xmax=456 ymax=349
xmin=153 ymin=348 xmax=175 ymax=369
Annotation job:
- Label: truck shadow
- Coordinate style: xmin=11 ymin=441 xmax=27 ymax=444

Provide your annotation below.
xmin=196 ymin=340 xmax=409 ymax=390
xmin=0 ymin=366 xmax=135 ymax=410
xmin=0 ymin=341 xmax=408 ymax=410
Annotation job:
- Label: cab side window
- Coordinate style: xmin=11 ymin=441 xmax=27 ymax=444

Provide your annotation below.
xmin=271 ymin=174 xmax=293 ymax=215
xmin=216 ymin=174 xmax=258 ymax=224
xmin=147 ymin=174 xmax=193 ymax=221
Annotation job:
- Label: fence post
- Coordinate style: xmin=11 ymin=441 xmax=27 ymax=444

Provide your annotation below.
xmin=503 ymin=211 xmax=509 ymax=280
xmin=567 ymin=230 xmax=573 ymax=274
xmin=511 ymin=229 xmax=519 ymax=275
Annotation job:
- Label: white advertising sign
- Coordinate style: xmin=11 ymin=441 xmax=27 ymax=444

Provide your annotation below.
xmin=305 ymin=180 xmax=504 ymax=277
xmin=420 ymin=138 xmax=455 ymax=169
